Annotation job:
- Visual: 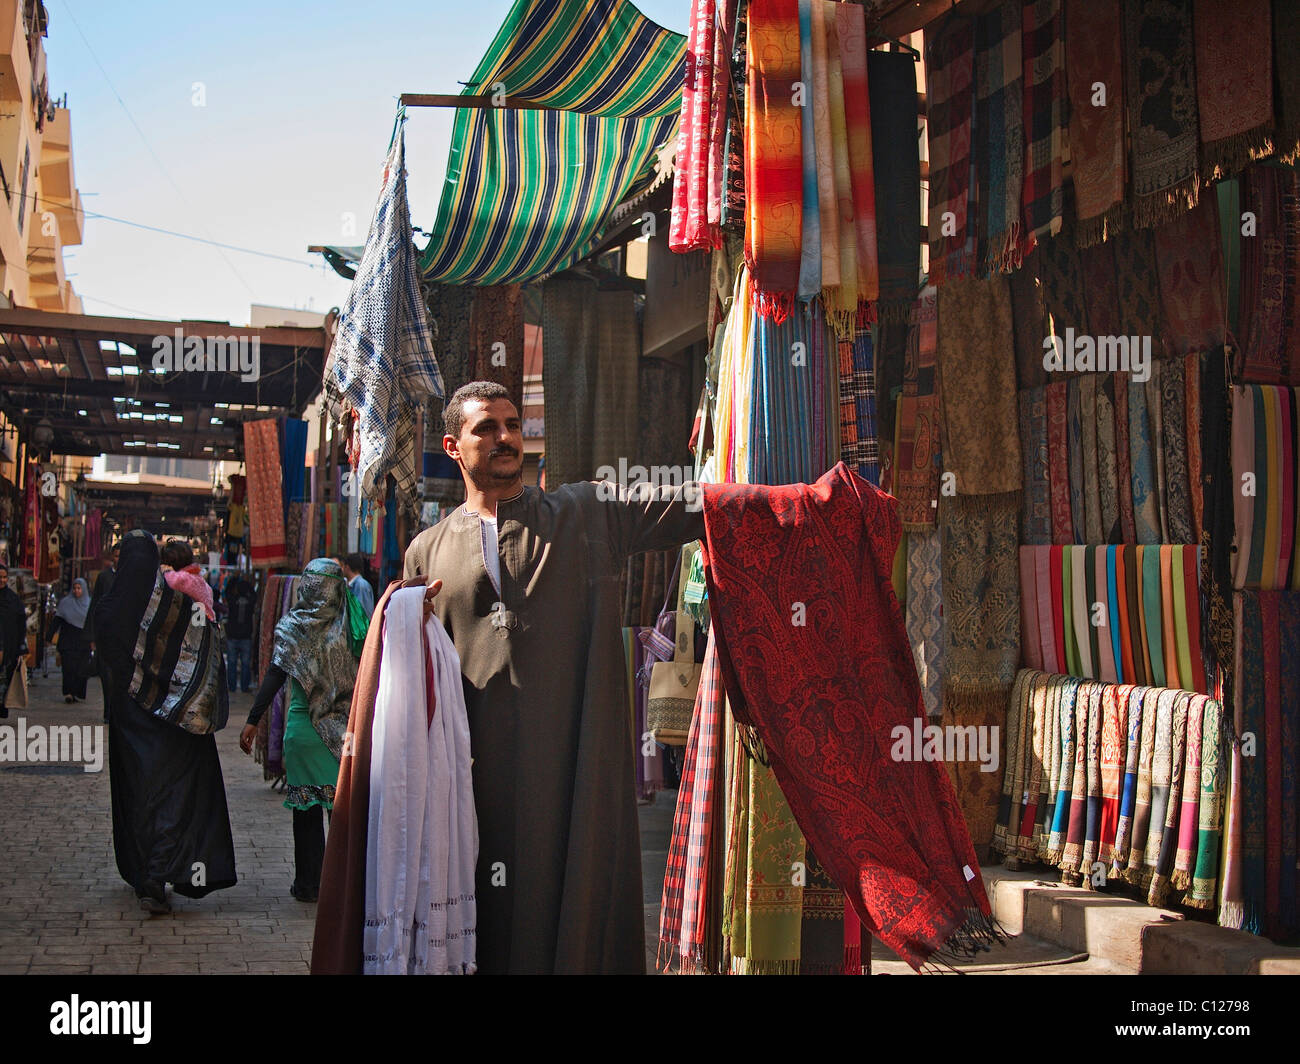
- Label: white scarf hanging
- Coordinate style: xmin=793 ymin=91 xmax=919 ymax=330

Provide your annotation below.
xmin=363 ymin=586 xmax=477 ymax=974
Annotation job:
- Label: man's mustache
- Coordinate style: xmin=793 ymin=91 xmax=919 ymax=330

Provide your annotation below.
xmin=490 ymin=448 xmax=519 ymax=458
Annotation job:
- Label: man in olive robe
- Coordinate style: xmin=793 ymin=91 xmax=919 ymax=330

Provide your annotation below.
xmin=403 ymin=380 xmax=702 ymax=973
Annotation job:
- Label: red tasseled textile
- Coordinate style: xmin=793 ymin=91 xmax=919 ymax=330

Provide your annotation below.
xmin=700 ymin=462 xmax=996 ymax=970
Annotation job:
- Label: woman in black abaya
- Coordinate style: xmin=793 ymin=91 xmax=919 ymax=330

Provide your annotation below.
xmin=48 ymin=577 xmax=92 ymax=702
xmin=95 ymin=530 xmax=237 ymax=913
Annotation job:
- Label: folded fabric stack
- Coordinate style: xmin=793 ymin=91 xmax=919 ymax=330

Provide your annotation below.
xmin=993 ymin=669 xmax=1224 ymax=912
xmin=1019 ymin=544 xmax=1207 ymax=694
xmin=1230 ymin=384 xmax=1300 ymax=590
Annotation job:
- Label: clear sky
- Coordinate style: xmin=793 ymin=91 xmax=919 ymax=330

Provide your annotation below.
xmin=45 ymin=0 xmax=688 ymax=325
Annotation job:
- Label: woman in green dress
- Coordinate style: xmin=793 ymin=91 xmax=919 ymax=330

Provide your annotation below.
xmin=239 ymin=558 xmax=368 ymax=901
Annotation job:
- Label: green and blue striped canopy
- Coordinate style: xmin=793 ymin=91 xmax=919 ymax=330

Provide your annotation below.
xmin=419 ymin=0 xmax=685 ymax=285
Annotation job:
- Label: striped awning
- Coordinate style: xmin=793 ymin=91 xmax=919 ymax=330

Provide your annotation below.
xmin=418 ymin=0 xmax=685 ymax=285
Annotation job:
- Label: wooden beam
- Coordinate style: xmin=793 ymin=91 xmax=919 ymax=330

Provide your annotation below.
xmin=400 ymin=93 xmax=562 ymax=113
xmin=0 ymin=308 xmax=327 ymax=350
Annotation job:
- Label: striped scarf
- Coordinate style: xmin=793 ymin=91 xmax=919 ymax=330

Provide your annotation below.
xmin=924 ymin=8 xmax=976 ymax=285
xmin=1021 ymin=0 xmax=1066 ymax=247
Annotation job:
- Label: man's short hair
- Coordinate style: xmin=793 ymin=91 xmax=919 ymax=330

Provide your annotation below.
xmin=344 ymin=552 xmax=366 ymax=574
xmin=444 ymin=381 xmax=513 ymax=439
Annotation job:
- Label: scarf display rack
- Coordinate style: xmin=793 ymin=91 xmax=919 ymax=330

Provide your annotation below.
xmin=663 ymin=0 xmax=1300 ymax=959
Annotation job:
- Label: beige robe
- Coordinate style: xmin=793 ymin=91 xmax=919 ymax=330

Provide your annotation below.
xmin=404 ymin=480 xmax=703 ymax=973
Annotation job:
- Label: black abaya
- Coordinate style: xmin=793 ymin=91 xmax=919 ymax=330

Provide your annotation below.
xmin=49 ymin=617 xmax=91 ymax=699
xmin=0 ymin=586 xmax=25 ymax=714
xmin=96 ymin=531 xmax=237 ymax=898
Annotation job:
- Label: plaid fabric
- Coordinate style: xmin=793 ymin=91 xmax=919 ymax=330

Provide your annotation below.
xmin=974 ymin=0 xmax=1024 ymax=273
xmin=925 ymin=9 xmax=976 ymax=286
xmin=330 ymin=126 xmax=445 ymax=510
xmin=1021 ymin=0 xmax=1066 ymax=245
xmin=658 ymin=628 xmax=725 ymax=972
xmin=837 ymin=316 xmax=880 ymax=484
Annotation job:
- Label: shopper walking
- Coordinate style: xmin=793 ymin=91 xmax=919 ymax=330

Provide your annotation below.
xmin=239 ymin=558 xmax=367 ymax=902
xmin=222 ymin=571 xmax=257 ymax=693
xmin=96 ymin=530 xmax=237 ymax=913
xmin=340 ymin=553 xmax=375 ymax=617
xmin=48 ymin=577 xmax=92 ymax=702
xmin=0 ymin=565 xmax=27 ymax=719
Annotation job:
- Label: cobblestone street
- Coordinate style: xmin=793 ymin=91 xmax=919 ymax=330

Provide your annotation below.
xmin=0 ymin=663 xmax=675 ymax=975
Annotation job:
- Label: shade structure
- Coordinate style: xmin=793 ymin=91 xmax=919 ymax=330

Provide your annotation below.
xmin=418 ymin=0 xmax=685 ymax=285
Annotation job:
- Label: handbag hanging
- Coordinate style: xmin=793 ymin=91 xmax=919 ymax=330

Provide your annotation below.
xmin=6 ymin=659 xmax=27 ymax=710
xmin=646 ymin=607 xmax=702 ymax=746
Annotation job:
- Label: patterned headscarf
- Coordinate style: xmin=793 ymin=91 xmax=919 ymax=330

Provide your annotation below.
xmin=272 ymin=558 xmax=368 ymax=754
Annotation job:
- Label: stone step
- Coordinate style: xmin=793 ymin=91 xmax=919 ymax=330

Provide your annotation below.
xmin=982 ymin=864 xmax=1300 ymax=975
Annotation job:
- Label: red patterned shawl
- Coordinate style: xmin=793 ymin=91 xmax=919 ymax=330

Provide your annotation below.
xmin=744 ymin=0 xmax=803 ymax=318
xmin=700 ymin=462 xmax=995 ymax=971
xmin=1192 ymin=0 xmax=1274 ymax=180
xmin=1065 ymin=0 xmax=1124 ymax=246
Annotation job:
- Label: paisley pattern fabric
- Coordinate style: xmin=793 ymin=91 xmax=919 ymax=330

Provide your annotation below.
xmin=700 ymin=463 xmax=994 ymax=970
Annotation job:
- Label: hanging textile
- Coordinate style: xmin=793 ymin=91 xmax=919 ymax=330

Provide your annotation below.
xmin=795 ymin=0 xmax=820 ymax=300
xmin=924 ymin=7 xmax=976 ymax=286
xmin=363 ymin=588 xmax=477 ymax=975
xmin=835 ymin=315 xmax=878 ymax=484
xmin=700 ymin=464 xmax=996 ymax=971
xmin=1123 ymin=0 xmax=1200 ymax=228
xmin=1239 ymin=164 xmax=1296 ymax=385
xmin=670 ymin=0 xmax=725 ymax=253
xmin=243 ymin=419 xmax=288 ymax=568
xmin=1019 ymin=545 xmax=1208 ymax=695
xmin=1019 ymin=385 xmax=1051 ymax=545
xmin=743 ymin=0 xmax=802 ymax=319
xmin=424 ymin=285 xmax=475 ymax=399
xmin=1020 ymin=0 xmax=1066 ymax=247
xmin=1046 ymin=380 xmax=1073 ymax=543
xmin=820 ymin=4 xmax=858 ymax=334
xmin=895 ymin=287 xmax=941 ymax=529
xmin=1275 ymin=1 xmax=1300 ymax=164
xmin=1192 ymin=0 xmax=1274 ymax=180
xmin=867 ymin=48 xmax=920 ymax=322
xmin=540 ymin=278 xmax=639 ymax=489
xmin=419 ymin=0 xmax=684 ymax=284
xmin=835 ymin=1 xmax=876 ymax=305
xmin=330 ymin=127 xmax=445 ymax=510
xmin=935 ymin=276 xmax=1022 ymax=495
xmin=973 ymin=0 xmax=1024 ymax=273
xmin=468 ymin=285 xmax=525 ymax=411
xmin=1154 ymin=193 xmax=1227 ymax=358
xmin=809 ymin=0 xmax=838 ymax=290
xmin=905 ymin=529 xmax=944 ymax=719
xmin=1010 ymin=250 xmax=1049 ymax=388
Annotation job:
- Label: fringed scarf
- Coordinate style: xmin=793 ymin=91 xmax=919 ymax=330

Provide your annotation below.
xmin=1020 ymin=0 xmax=1066 ymax=247
xmin=659 ymin=629 xmax=728 ymax=973
xmin=821 ymin=5 xmax=859 ymax=335
xmin=1186 ymin=694 xmax=1223 ymax=909
xmin=992 ymin=669 xmax=1027 ymax=861
xmin=1061 ymin=680 xmax=1091 ymax=876
xmin=925 ymin=8 xmax=976 ymax=286
xmin=1129 ymin=371 xmax=1161 ymax=543
xmin=1172 ymin=693 xmax=1205 ymax=893
xmin=1123 ymin=685 xmax=1163 ymax=882
xmin=1161 ymin=356 xmax=1195 ymax=545
xmin=701 ymin=465 xmax=997 ymax=970
xmin=671 ymin=0 xmax=725 ymax=253
xmin=1155 ymin=194 xmax=1227 ymax=359
xmin=905 ymin=529 xmax=944 ymax=719
xmin=744 ymin=0 xmax=802 ymax=319
xmin=935 ymin=276 xmax=1022 ymax=494
xmin=1112 ymin=685 xmax=1146 ymax=874
xmin=1123 ymin=0 xmax=1201 ymax=228
xmin=1148 ymin=691 xmax=1189 ymax=906
xmin=1192 ymin=0 xmax=1274 ymax=180
xmin=896 ymin=287 xmax=941 ymax=529
xmin=809 ymin=0 xmax=838 ymax=289
xmin=940 ymin=489 xmax=1022 ymax=722
xmin=1046 ymin=676 xmax=1080 ymax=864
xmin=1186 ymin=351 xmax=1204 ymax=544
xmin=868 ymin=49 xmax=920 ymax=321
xmin=1065 ymin=0 xmax=1125 ymax=246
xmin=1274 ymin=0 xmax=1300 ymax=164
